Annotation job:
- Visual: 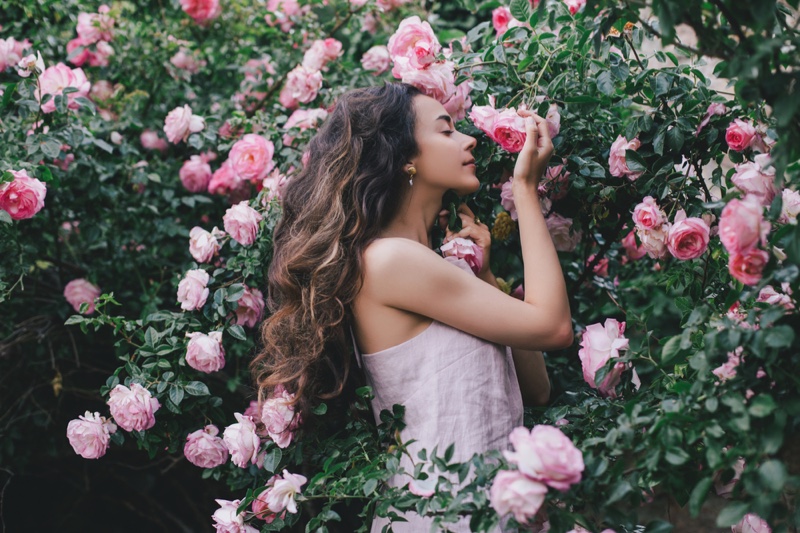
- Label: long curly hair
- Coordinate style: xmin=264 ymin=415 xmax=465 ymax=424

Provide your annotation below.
xmin=251 ymin=83 xmax=422 ymax=417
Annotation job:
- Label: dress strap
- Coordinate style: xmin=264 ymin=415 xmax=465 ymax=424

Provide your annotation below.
xmin=348 ymin=325 xmax=364 ymax=369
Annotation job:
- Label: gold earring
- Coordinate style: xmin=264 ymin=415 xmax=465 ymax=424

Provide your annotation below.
xmin=407 ymin=166 xmax=416 ymax=187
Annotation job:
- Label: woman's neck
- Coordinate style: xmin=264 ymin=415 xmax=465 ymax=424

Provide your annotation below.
xmin=380 ymin=186 xmax=443 ymax=249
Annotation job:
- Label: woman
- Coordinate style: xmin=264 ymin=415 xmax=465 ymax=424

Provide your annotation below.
xmin=252 ymin=82 xmax=573 ymax=531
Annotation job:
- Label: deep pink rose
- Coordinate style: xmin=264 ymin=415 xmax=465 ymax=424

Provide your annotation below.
xmin=67 ymin=411 xmax=117 ymax=459
xmin=622 ymin=230 xmax=646 ymax=260
xmin=264 ymin=470 xmax=308 ymax=514
xmin=490 ymin=470 xmax=548 ymax=524
xmin=469 ymin=105 xmax=499 ymax=137
xmin=184 ymin=425 xmax=229 ymax=468
xmin=696 ymin=102 xmax=728 ymax=135
xmin=492 ymin=7 xmax=525 ymax=37
xmin=732 ymin=514 xmax=771 ymax=533
xmin=212 ymin=499 xmax=259 ymax=533
xmin=728 ymin=248 xmax=769 ymax=286
xmin=0 ymin=170 xmax=46 ymax=220
xmin=223 ymin=413 xmax=261 ymax=468
xmin=64 ymin=278 xmax=102 ymax=314
xmin=301 ymin=38 xmax=342 ymax=71
xmin=179 ymin=155 xmax=212 ymax=192
xmin=503 ymin=425 xmax=584 ymax=491
xmin=578 ymin=319 xmax=629 ymax=397
xmin=209 ymin=161 xmax=250 ymax=201
xmin=731 ymin=154 xmax=778 ymax=205
xmin=441 ymin=237 xmax=483 ymax=275
xmin=279 ymin=65 xmax=323 ymax=109
xmin=667 ymin=210 xmax=710 ymax=260
xmin=588 ymin=254 xmax=610 ymax=277
xmin=185 ymin=331 xmax=226 ymax=373
xmin=564 ymin=0 xmax=586 ymax=15
xmin=179 ymin=0 xmax=221 ymax=23
xmin=388 ymin=16 xmax=441 ymax=72
xmin=361 ymin=45 xmax=391 ymax=74
xmin=608 ymin=135 xmax=642 ymax=180
xmin=224 ymin=201 xmax=263 ymax=246
xmin=177 ymin=268 xmax=210 ymax=311
xmin=107 ymin=383 xmax=161 ymax=432
xmin=632 ymin=196 xmax=666 ymax=230
xmin=35 ymin=63 xmax=91 ymax=114
xmin=234 ymin=286 xmax=265 ymax=328
xmin=189 ymin=226 xmax=223 ymax=263
xmin=261 ymin=386 xmax=299 ymax=448
xmin=725 ymin=119 xmax=757 ymax=152
xmin=546 ymin=214 xmax=581 ymax=252
xmin=719 ymin=195 xmax=770 ymax=255
xmin=491 ymin=108 xmax=527 ymax=153
xmin=163 ymin=104 xmax=205 ymax=144
xmin=779 ymin=188 xmax=800 ymax=223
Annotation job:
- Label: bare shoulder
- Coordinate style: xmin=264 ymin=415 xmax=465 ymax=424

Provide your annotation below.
xmin=362 ymin=237 xmax=442 ymax=274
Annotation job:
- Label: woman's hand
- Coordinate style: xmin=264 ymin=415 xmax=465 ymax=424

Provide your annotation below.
xmin=513 ymin=110 xmax=554 ymax=189
xmin=439 ymin=203 xmax=495 ymax=282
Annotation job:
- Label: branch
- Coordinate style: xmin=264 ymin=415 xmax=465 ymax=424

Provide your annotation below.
xmin=570 ymin=215 xmax=629 ymax=294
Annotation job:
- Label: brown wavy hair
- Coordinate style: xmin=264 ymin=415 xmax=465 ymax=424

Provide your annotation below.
xmin=251 ymin=83 xmax=422 ymax=417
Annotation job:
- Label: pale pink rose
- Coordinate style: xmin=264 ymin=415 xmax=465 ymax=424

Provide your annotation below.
xmin=184 ymin=425 xmax=229 ymax=468
xmin=16 ymin=51 xmax=44 ymax=78
xmin=261 ymin=386 xmax=299 ymax=448
xmin=64 ymin=278 xmax=102 ymax=314
xmin=177 ymin=268 xmax=210 ymax=311
xmin=180 ymin=0 xmax=221 ymax=23
xmin=189 ymin=226 xmax=223 ymax=263
xmin=229 ymin=134 xmax=274 ymax=184
xmin=442 ymin=80 xmax=472 ymax=122
xmin=264 ymin=470 xmax=307 ymax=514
xmin=387 ymin=16 xmax=441 ymax=72
xmin=234 ymin=286 xmax=265 ymax=328
xmin=757 ymin=285 xmax=794 ymax=310
xmin=279 ymin=65 xmax=323 ymax=109
xmin=609 ymin=135 xmax=642 ymax=180
xmin=545 ymin=104 xmax=561 ymax=138
xmin=0 ymin=37 xmax=28 ymax=71
xmin=377 ymin=0 xmax=413 ymax=9
xmin=500 ymin=179 xmax=518 ymax=220
xmin=265 ymin=0 xmax=303 ymax=32
xmin=667 ymin=210 xmax=711 ymax=260
xmin=224 ymin=201 xmax=263 ymax=246
xmin=546 ymin=214 xmax=581 ymax=252
xmin=636 ymin=225 xmax=670 ymax=259
xmin=163 ymin=104 xmax=205 ymax=144
xmin=490 ymin=108 xmax=527 ymax=153
xmin=696 ymin=102 xmax=728 ymax=135
xmin=726 ymin=119 xmax=757 ymax=152
xmin=261 ymin=168 xmax=289 ymax=203
xmin=732 ymin=514 xmax=771 ymax=533
xmin=729 ymin=249 xmax=769 ymax=285
xmin=282 ymin=108 xmax=328 ymax=146
xmin=490 ymin=470 xmax=548 ymax=524
xmin=731 ymin=154 xmax=778 ymax=205
xmin=35 ymin=63 xmax=91 ymax=114
xmin=67 ymin=411 xmax=117 ymax=459
xmin=622 ymin=230 xmax=647 ymax=260
xmin=252 ymin=477 xmax=285 ymax=522
xmin=140 ymin=129 xmax=169 ymax=152
xmin=76 ymin=9 xmax=114 ymax=44
xmin=564 ymin=0 xmax=586 ymax=14
xmin=714 ymin=456 xmax=745 ymax=498
xmin=107 ymin=383 xmax=161 ymax=432
xmin=719 ymin=195 xmax=770 ymax=254
xmin=441 ymin=237 xmax=483 ymax=275
xmin=223 ymin=413 xmax=261 ymax=468
xmin=361 ymin=45 xmax=391 ymax=74
xmin=171 ymin=48 xmax=206 ymax=73
xmin=399 ymin=59 xmax=457 ymax=106
xmin=212 ymin=499 xmax=259 ymax=533
xmin=0 ymin=170 xmax=47 ymax=220
xmin=185 ymin=331 xmax=226 ymax=373
xmin=541 ymin=163 xmax=570 ymax=200
xmin=503 ymin=425 xmax=584 ymax=491
xmin=713 ymin=347 xmax=743 ymax=382
xmin=578 ymin=319 xmax=629 ymax=397
xmin=179 ymin=155 xmax=212 ymax=193
xmin=302 ymin=38 xmax=342 ymax=71
xmin=779 ymin=188 xmax=800 ymax=223
xmin=469 ymin=105 xmax=499 ymax=137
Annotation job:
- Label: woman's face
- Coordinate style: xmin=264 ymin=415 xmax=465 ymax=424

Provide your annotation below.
xmin=410 ymin=95 xmax=479 ymax=196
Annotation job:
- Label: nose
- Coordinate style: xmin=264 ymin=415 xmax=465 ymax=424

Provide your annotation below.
xmin=463 ymin=132 xmax=477 ymax=151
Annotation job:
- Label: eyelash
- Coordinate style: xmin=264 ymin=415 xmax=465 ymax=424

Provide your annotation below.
xmin=443 ymin=130 xmax=455 ymax=135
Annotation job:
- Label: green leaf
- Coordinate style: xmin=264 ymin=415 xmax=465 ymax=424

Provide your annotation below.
xmin=665 ymin=447 xmax=691 ymax=465
xmin=184 ymin=381 xmax=210 ymax=396
xmin=225 ymin=284 xmax=246 ymax=302
xmin=0 ymin=210 xmax=11 ymax=224
xmin=765 ymin=325 xmax=794 ymax=348
xmin=644 ymin=520 xmax=673 ymax=533
xmin=716 ymin=501 xmax=750 ymax=527
xmin=666 ymin=127 xmax=685 ymax=152
xmin=363 ymin=478 xmax=378 ymax=496
xmin=228 ymin=325 xmax=247 ymax=341
xmin=263 ymin=447 xmax=283 ymax=473
xmin=660 ymin=335 xmax=683 ymax=363
xmin=758 ymin=460 xmax=787 ymax=492
xmin=509 ymin=0 xmax=531 ymax=22
xmin=748 ymin=394 xmax=777 ymax=418
xmin=597 ymin=70 xmax=615 ymax=95
xmin=93 ymin=138 xmax=114 ymax=153
xmin=169 ymin=385 xmax=184 ymax=406
xmin=606 ymin=480 xmax=633 ymax=504
xmin=688 ymin=477 xmax=712 ymax=516
xmin=625 ymin=150 xmax=647 ymax=173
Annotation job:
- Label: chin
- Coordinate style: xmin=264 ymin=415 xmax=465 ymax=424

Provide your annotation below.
xmin=453 ymin=176 xmax=481 ymax=196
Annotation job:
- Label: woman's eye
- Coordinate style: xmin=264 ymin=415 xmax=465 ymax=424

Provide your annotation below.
xmin=443 ymin=130 xmax=455 ymax=135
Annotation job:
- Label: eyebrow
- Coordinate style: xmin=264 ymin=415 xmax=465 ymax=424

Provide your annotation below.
xmin=435 ymin=115 xmax=453 ymax=125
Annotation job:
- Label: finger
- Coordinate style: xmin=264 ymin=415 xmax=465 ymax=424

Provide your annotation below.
xmin=532 ymin=113 xmax=552 ymax=150
xmin=457 ymin=203 xmax=476 ymax=218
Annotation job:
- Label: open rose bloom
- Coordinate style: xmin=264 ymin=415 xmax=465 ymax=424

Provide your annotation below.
xmin=67 ymin=411 xmax=117 ymax=459
xmin=0 ymin=170 xmax=47 ymax=220
xmin=184 ymin=425 xmax=229 ymax=468
xmin=441 ymin=237 xmax=483 ymax=274
xmin=64 ymin=278 xmax=102 ymax=314
xmin=666 ymin=210 xmax=710 ymax=260
xmin=578 ymin=318 xmax=630 ymax=397
xmin=489 ymin=470 xmax=548 ymax=524
xmin=107 ymin=383 xmax=161 ymax=432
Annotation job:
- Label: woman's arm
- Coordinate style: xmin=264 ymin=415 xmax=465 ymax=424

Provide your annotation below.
xmin=510 ymin=347 xmax=550 ymax=406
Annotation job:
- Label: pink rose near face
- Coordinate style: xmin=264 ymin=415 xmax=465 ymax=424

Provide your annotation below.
xmin=35 ymin=63 xmax=91 ymax=114
xmin=719 ymin=195 xmax=769 ymax=255
xmin=732 ymin=513 xmax=772 ymax=533
xmin=279 ymin=65 xmax=323 ymax=109
xmin=261 ymin=386 xmax=299 ymax=448
xmin=725 ymin=119 xmax=757 ymax=152
xmin=264 ymin=470 xmax=308 ymax=514
xmin=163 ymin=104 xmax=205 ymax=144
xmin=546 ymin=213 xmax=581 ymax=252
xmin=179 ymin=155 xmax=212 ymax=193
xmin=234 ymin=286 xmax=265 ymax=328
xmin=728 ymin=248 xmax=769 ymax=286
xmin=184 ymin=425 xmax=229 ymax=468
xmin=399 ymin=59 xmax=457 ymax=106
xmin=666 ymin=210 xmax=711 ymax=260
xmin=503 ymin=425 xmax=584 ymax=491
xmin=224 ymin=201 xmax=264 ymax=246
xmin=489 ymin=470 xmax=548 ymax=524
xmin=387 ymin=16 xmax=442 ymax=72
xmin=177 ymin=268 xmax=210 ymax=311
xmin=731 ymin=153 xmax=778 ymax=206
xmin=469 ymin=104 xmax=499 ymax=138
xmin=608 ymin=134 xmax=642 ymax=180
xmin=622 ymin=230 xmax=647 ymax=260
xmin=179 ymin=0 xmax=221 ymax=24
xmin=696 ymin=102 xmax=728 ymax=135
xmin=212 ymin=499 xmax=259 ymax=533
xmin=780 ymin=188 xmax=800 ymax=223
xmin=442 ymin=80 xmax=473 ymax=122
xmin=185 ymin=331 xmax=226 ymax=373
xmin=66 ymin=411 xmax=117 ymax=459
xmin=490 ymin=108 xmax=528 ymax=153
xmin=361 ymin=45 xmax=391 ymax=74
xmin=632 ymin=196 xmax=666 ymax=230
xmin=441 ymin=237 xmax=484 ymax=275
xmin=63 ymin=278 xmax=102 ymax=314
xmin=223 ymin=413 xmax=261 ymax=468
xmin=578 ymin=318 xmax=629 ymax=397
xmin=0 ymin=170 xmax=47 ymax=220
xmin=189 ymin=226 xmax=223 ymax=263
xmin=107 ymin=383 xmax=161 ymax=432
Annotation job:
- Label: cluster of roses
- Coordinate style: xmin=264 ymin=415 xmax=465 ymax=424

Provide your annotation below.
xmin=212 ymin=470 xmax=307 ymax=531
xmin=489 ymin=425 xmax=585 ymax=527
xmin=66 ymin=4 xmax=115 ymax=68
xmin=491 ymin=0 xmax=586 ymax=40
xmin=624 ymin=196 xmax=712 ymax=262
xmin=279 ymin=37 xmax=342 ymax=110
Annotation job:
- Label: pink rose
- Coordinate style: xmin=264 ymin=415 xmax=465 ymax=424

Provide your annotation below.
xmin=714 ymin=456 xmax=745 ymax=498
xmin=636 ymin=225 xmax=669 ymax=259
xmin=500 ymin=179 xmax=518 ymax=220
xmin=696 ymin=102 xmax=728 ymax=135
xmin=184 ymin=425 xmax=229 ymax=468
xmin=729 ymin=248 xmax=769 ymax=286
xmin=489 ymin=470 xmax=548 ymax=524
xmin=442 ymin=80 xmax=472 ymax=122
xmin=719 ymin=195 xmax=770 ymax=255
xmin=189 ymin=226 xmax=223 ymax=263
xmin=35 ymin=63 xmax=91 ymax=114
xmin=0 ymin=37 xmax=28 ymax=71
xmin=361 ymin=45 xmax=391 ymax=74
xmin=264 ymin=470 xmax=307 ymax=514
xmin=399 ymin=59 xmax=457 ymax=107
xmin=588 ymin=254 xmax=609 ymax=277
xmin=67 ymin=411 xmax=117 ymax=459
xmin=261 ymin=168 xmax=289 ymax=203
xmin=282 ymin=108 xmax=328 ymax=146
xmin=541 ymin=163 xmax=570 ymax=200
xmin=440 ymin=237 xmax=483 ymax=275
xmin=171 ymin=48 xmax=206 ymax=73
xmin=732 ymin=514 xmax=771 ymax=533
xmin=265 ymin=0 xmax=303 ymax=32
xmin=163 ymin=104 xmax=205 ymax=144
xmin=757 ymin=285 xmax=794 ymax=310
xmin=0 ymin=170 xmax=47 ymax=220
xmin=185 ymin=331 xmax=226 ymax=373
xmin=177 ymin=268 xmax=210 ymax=311
xmin=209 ymin=161 xmax=249 ymax=199
xmin=212 ymin=499 xmax=259 ymax=533
xmin=64 ymin=278 xmax=102 ymax=314
xmin=713 ymin=348 xmax=742 ymax=382
xmin=491 ymin=108 xmax=527 ymax=153
xmin=546 ymin=214 xmax=581 ymax=252
xmin=107 ymin=383 xmax=161 ymax=432
xmin=731 ymin=154 xmax=778 ymax=205
xmin=387 ymin=16 xmax=441 ymax=72
xmin=224 ymin=201 xmax=263 ymax=246
xmin=279 ymin=65 xmax=323 ymax=109
xmin=725 ymin=119 xmax=757 ymax=152
xmin=179 ymin=0 xmax=221 ymax=23
xmin=234 ymin=286 xmax=265 ymax=328
xmin=632 ymin=196 xmax=666 ymax=230
xmin=622 ymin=230 xmax=646 ymax=260
xmin=667 ymin=210 xmax=710 ymax=260
xmin=179 ymin=155 xmax=212 ymax=193
xmin=503 ymin=425 xmax=584 ymax=491
xmin=301 ymin=38 xmax=342 ymax=71
xmin=76 ymin=9 xmax=114 ymax=44
xmin=223 ymin=413 xmax=261 ymax=468
xmin=261 ymin=386 xmax=299 ymax=448
xmin=469 ymin=104 xmax=499 ymax=137
xmin=140 ymin=129 xmax=169 ymax=152
xmin=492 ymin=7 xmax=525 ymax=37
xmin=252 ymin=477 xmax=285 ymax=522
xmin=229 ymin=134 xmax=274 ymax=183
xmin=608 ymin=135 xmax=642 ymax=180
xmin=578 ymin=319 xmax=629 ymax=397
xmin=779 ymin=188 xmax=800 ymax=223
xmin=564 ymin=0 xmax=586 ymax=15
xmin=545 ymin=104 xmax=561 ymax=138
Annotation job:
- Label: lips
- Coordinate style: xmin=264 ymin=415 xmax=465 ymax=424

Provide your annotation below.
xmin=463 ymin=159 xmax=475 ymax=166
